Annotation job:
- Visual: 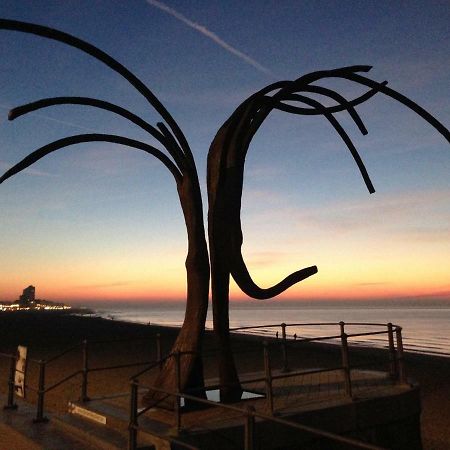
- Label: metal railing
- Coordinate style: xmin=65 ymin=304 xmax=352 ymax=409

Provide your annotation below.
xmin=231 ymin=321 xmax=406 ymax=384
xmin=2 ymin=322 xmax=407 ymax=448
xmin=1 ymin=351 xmax=18 ymax=410
xmin=128 ymin=322 xmax=406 ymax=450
xmin=129 ymin=349 xmax=387 ymax=450
xmin=2 ymin=334 xmax=163 ymax=422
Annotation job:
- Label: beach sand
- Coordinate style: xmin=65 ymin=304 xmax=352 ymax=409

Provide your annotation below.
xmin=1 ymin=311 xmax=449 ymax=449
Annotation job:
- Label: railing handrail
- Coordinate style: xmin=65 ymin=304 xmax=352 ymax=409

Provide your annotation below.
xmin=133 ymin=379 xmax=385 ymax=450
xmin=130 ymin=349 xmax=200 ymax=380
xmin=231 ymin=321 xmax=400 ymax=332
xmin=3 ymin=321 xmax=405 ymax=439
xmin=42 ymin=342 xmax=83 ymax=365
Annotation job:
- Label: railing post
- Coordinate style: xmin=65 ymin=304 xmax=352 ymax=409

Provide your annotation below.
xmin=4 ymin=354 xmax=18 ymax=410
xmin=387 ymin=323 xmax=398 ymax=380
xmin=340 ymin=332 xmax=352 ymax=398
xmin=34 ymin=360 xmax=48 ymax=423
xmin=81 ymin=339 xmax=89 ymax=402
xmin=281 ymin=323 xmax=290 ymax=372
xmin=339 ymin=321 xmax=345 ymax=335
xmin=395 ymin=327 xmax=407 ymax=384
xmin=174 ymin=351 xmax=182 ymax=435
xmin=156 ymin=333 xmax=162 ymax=371
xmin=244 ymin=405 xmax=255 ymax=450
xmin=128 ymin=379 xmax=138 ymax=450
xmin=263 ymin=341 xmax=274 ymax=415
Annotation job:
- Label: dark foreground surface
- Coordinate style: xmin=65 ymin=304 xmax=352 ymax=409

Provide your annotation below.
xmin=0 ymin=311 xmax=449 ymax=449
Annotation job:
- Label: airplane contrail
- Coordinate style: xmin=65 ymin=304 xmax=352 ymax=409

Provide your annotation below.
xmin=0 ymin=103 xmax=97 ymax=132
xmin=146 ymin=0 xmax=276 ymax=78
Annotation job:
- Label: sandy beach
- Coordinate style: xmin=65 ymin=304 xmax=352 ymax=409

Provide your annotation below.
xmin=1 ymin=311 xmax=449 ymax=449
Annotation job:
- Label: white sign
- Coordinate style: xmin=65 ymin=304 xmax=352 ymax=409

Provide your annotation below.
xmin=14 ymin=345 xmax=27 ymax=398
xmin=68 ymin=402 xmax=107 ymax=425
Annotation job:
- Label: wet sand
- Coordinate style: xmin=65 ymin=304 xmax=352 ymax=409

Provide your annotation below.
xmin=0 ymin=311 xmax=449 ymax=449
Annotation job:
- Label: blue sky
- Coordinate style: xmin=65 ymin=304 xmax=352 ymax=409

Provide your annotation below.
xmin=0 ymin=0 xmax=449 ymax=303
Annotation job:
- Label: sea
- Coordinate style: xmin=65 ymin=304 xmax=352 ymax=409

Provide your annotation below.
xmin=82 ymin=300 xmax=450 ymax=358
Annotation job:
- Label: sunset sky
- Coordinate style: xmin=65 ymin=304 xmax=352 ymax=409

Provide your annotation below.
xmin=0 ymin=1 xmax=449 ymax=304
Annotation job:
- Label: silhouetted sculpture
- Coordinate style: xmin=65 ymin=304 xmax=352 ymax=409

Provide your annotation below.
xmin=207 ymin=66 xmax=450 ymax=400
xmin=1 ymin=19 xmax=449 ymax=406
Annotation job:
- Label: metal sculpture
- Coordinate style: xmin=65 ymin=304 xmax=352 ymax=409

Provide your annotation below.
xmin=0 ymin=19 xmax=209 ymax=404
xmin=207 ymin=66 xmax=450 ymax=400
xmin=1 ymin=19 xmax=449 ymax=406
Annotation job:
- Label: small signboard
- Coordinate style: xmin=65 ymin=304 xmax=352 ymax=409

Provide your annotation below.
xmin=14 ymin=345 xmax=27 ymax=398
xmin=68 ymin=402 xmax=107 ymax=425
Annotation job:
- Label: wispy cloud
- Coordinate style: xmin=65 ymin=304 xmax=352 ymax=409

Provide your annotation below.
xmin=0 ymin=102 xmax=97 ymax=132
xmin=146 ymin=0 xmax=276 ymax=78
xmin=0 ymin=160 xmax=59 ymax=178
xmin=245 ymin=250 xmax=287 ymax=267
xmin=295 ymin=189 xmax=450 ymax=235
xmin=35 ymin=114 xmax=98 ymax=132
xmin=75 ymin=281 xmax=132 ymax=289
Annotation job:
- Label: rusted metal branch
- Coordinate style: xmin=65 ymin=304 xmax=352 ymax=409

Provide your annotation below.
xmin=0 ymin=133 xmax=182 ymax=184
xmin=0 ymin=19 xmax=196 ymax=168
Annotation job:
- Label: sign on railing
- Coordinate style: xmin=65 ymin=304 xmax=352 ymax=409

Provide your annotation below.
xmin=14 ymin=345 xmax=27 ymax=398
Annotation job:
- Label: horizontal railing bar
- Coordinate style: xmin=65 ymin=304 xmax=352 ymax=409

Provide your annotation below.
xmin=45 ymin=370 xmax=82 ymax=393
xmin=348 ymin=360 xmax=390 ymax=370
xmin=231 ymin=322 xmax=341 ymax=333
xmin=346 ymin=330 xmax=389 ymax=338
xmin=0 ymin=352 xmax=15 ymax=359
xmin=89 ymin=360 xmax=154 ymax=372
xmin=23 ymin=383 xmax=38 ymax=393
xmin=130 ymin=350 xmax=201 ymax=380
xmin=137 ymin=382 xmax=385 ymax=450
xmin=131 ymin=360 xmax=164 ymax=379
xmin=138 ymin=384 xmax=246 ymax=415
xmin=45 ymin=343 xmax=83 ymax=364
xmin=231 ymin=323 xmax=291 ymax=331
xmin=271 ymin=365 xmax=344 ymax=381
xmin=88 ymin=336 xmax=157 ymax=345
xmin=345 ymin=322 xmax=399 ymax=327
xmin=222 ymin=365 xmax=344 ymax=387
xmin=203 ymin=345 xmax=258 ymax=358
xmin=231 ymin=322 xmax=400 ymax=331
xmin=288 ymin=334 xmax=342 ymax=344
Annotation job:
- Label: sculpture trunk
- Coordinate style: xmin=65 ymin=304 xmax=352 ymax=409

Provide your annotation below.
xmin=143 ymin=175 xmax=210 ymax=408
xmin=208 ymin=117 xmax=247 ymax=402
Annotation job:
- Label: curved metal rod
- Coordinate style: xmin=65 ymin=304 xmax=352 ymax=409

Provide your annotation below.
xmin=0 ymin=19 xmax=195 ymax=167
xmin=156 ymin=122 xmax=191 ymax=175
xmin=293 ymin=94 xmax=375 ymax=193
xmin=0 ymin=134 xmax=182 ymax=185
xmin=287 ymin=65 xmax=373 ymax=95
xmin=301 ymin=85 xmax=368 ymax=135
xmin=275 ymin=81 xmax=388 ymax=116
xmin=239 ymin=67 xmax=379 ymax=149
xmin=231 ymin=256 xmax=318 ymax=300
xmin=236 ymin=81 xmax=388 ymax=177
xmin=8 ymin=96 xmax=187 ymax=174
xmin=221 ymin=74 xmax=381 ymax=298
xmin=263 ymin=66 xmax=449 ymax=145
xmin=228 ymin=104 xmax=373 ymax=298
xmin=9 ymin=96 xmax=164 ymax=141
xmin=249 ymin=66 xmax=373 ymax=103
xmin=342 ymin=73 xmax=450 ymax=144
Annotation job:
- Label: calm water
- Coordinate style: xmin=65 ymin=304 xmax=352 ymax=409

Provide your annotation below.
xmin=85 ymin=301 xmax=450 ymax=358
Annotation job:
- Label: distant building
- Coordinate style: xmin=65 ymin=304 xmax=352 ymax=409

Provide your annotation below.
xmin=0 ymin=285 xmax=72 ymax=312
xmin=19 ymin=285 xmax=35 ymax=307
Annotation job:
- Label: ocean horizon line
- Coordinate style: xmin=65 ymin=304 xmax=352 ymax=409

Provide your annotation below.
xmin=67 ymin=298 xmax=450 ymax=310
